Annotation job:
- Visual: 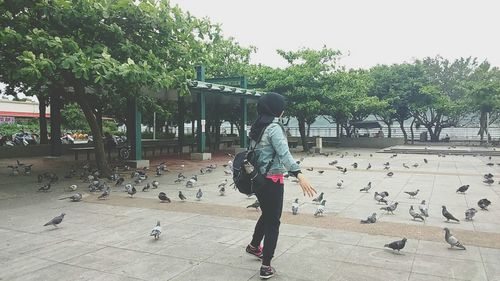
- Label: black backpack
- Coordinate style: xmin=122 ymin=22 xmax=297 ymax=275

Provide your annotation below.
xmin=233 ymin=126 xmax=276 ymax=195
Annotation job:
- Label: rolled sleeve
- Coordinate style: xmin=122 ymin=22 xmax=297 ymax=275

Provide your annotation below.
xmin=268 ymin=124 xmax=301 ymax=172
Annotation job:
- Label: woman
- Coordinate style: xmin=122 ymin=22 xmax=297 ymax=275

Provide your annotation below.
xmin=245 ymin=92 xmax=316 ymax=279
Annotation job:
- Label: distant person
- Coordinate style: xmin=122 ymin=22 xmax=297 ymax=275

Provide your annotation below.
xmin=443 ymin=134 xmax=450 ymax=142
xmin=246 ymin=93 xmax=316 ymax=279
xmin=377 ymin=129 xmax=384 ymax=138
xmin=104 ymin=132 xmax=117 ymax=158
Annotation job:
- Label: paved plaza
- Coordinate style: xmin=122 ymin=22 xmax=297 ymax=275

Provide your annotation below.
xmin=1 ymin=147 xmax=500 ymax=281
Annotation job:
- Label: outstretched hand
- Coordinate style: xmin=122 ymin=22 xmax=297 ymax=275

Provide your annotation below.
xmin=297 ymin=173 xmax=317 ymax=197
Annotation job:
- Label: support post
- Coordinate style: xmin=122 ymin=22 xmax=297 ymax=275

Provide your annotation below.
xmin=49 ymin=90 xmax=62 ymax=156
xmin=127 ymin=97 xmax=142 ymax=160
xmin=196 ymin=92 xmax=206 ymax=153
xmin=240 ymin=76 xmax=248 ymax=148
xmin=153 ymin=112 xmax=156 ymax=140
xmin=177 ymin=97 xmax=185 ymax=148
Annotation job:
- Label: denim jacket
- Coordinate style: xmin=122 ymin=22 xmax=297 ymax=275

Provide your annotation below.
xmin=250 ymin=119 xmax=301 ymax=175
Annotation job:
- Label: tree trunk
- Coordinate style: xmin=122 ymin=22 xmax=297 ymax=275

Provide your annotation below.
xmin=410 ymin=118 xmax=415 ymax=145
xmin=49 ymin=90 xmax=62 ymax=156
xmin=428 ymin=126 xmax=441 ymax=142
xmin=478 ymin=110 xmax=487 ymax=142
xmin=397 ymin=119 xmax=408 ymax=144
xmin=336 ymin=122 xmax=340 ymax=138
xmin=38 ymin=95 xmax=48 ymax=144
xmin=298 ymin=117 xmax=308 ymax=151
xmin=386 ymin=123 xmax=392 ymax=138
xmin=76 ymin=88 xmax=110 ymax=177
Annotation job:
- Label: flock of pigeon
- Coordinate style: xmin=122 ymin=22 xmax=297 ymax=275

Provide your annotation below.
xmin=8 ymin=149 xmax=495 ymax=251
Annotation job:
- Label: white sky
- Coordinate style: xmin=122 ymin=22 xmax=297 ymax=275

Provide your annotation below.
xmin=171 ymin=0 xmax=500 ymax=69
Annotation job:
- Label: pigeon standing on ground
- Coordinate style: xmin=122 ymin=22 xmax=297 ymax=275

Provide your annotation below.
xmin=313 ymin=192 xmax=324 ymax=204
xmin=115 ymin=177 xmax=124 ymax=186
xmin=68 ymin=184 xmax=78 ymax=191
xmin=38 ymin=183 xmax=51 ymax=192
xmin=387 ymin=172 xmax=394 ymax=177
xmin=152 ymin=181 xmax=159 ymax=189
xmin=384 ymin=238 xmax=407 ymax=253
xmin=366 ymin=163 xmax=372 ymax=170
xmin=442 ymin=206 xmax=460 ymax=222
xmin=419 ymin=200 xmax=429 ymax=217
xmin=360 ymin=213 xmax=377 ymax=224
xmin=404 ymin=189 xmax=420 ymax=198
xmin=336 ymin=179 xmax=344 ymax=189
xmin=409 ymin=206 xmax=425 ymax=221
xmin=150 ymin=221 xmax=161 ymax=240
xmin=465 ymin=208 xmax=477 ymax=220
xmin=59 ymin=193 xmax=83 ymax=202
xmin=314 ymin=200 xmax=326 ymax=217
xmin=380 ymin=202 xmax=399 ymax=214
xmin=247 ymin=200 xmax=260 ymax=210
xmin=196 ymin=188 xmax=203 ymax=200
xmin=127 ymin=186 xmax=137 ymax=197
xmin=186 ymin=175 xmax=197 ymax=188
xmin=219 ymin=186 xmax=226 ymax=196
xmin=360 ymin=182 xmax=372 ymax=192
xmin=477 ymin=198 xmax=491 ymax=210
xmin=443 ymin=228 xmax=466 ymax=250
xmin=142 ymin=183 xmax=151 ymax=192
xmin=158 ymin=192 xmax=171 ymax=203
xmin=178 ymin=191 xmax=187 ymax=201
xmin=292 ymin=198 xmax=299 ymax=215
xmin=98 ymin=187 xmax=110 ymax=200
xmin=374 ymin=192 xmax=388 ymax=205
xmin=424 ymin=158 xmax=428 ymax=164
xmin=43 ymin=213 xmax=65 ymax=227
xmin=456 ymin=185 xmax=469 ymax=194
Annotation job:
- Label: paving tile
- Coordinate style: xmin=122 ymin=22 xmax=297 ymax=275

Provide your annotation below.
xmin=417 ymin=240 xmax=482 ymax=262
xmin=169 ymin=262 xmax=256 ymax=281
xmin=10 ymin=263 xmax=103 ymax=281
xmin=344 ymin=245 xmax=415 ymax=272
xmin=23 ymin=239 xmax=105 ymax=262
xmin=411 ymin=255 xmax=487 ymax=280
xmin=64 ymin=247 xmax=148 ymax=272
xmin=329 ymin=262 xmax=410 ymax=281
xmin=0 ymin=255 xmax=57 ymax=280
xmin=272 ymin=251 xmax=340 ymax=281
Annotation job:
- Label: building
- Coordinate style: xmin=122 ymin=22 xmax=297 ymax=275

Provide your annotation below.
xmin=0 ymin=99 xmax=50 ymax=124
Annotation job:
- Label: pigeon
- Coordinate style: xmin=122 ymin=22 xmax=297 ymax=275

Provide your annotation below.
xmin=442 ymin=206 xmax=460 ymax=222
xmin=59 ymin=193 xmax=83 ymax=202
xmin=366 ymin=163 xmax=372 ymax=170
xmin=218 ymin=179 xmax=228 ymax=189
xmin=142 ymin=183 xmax=151 ymax=192
xmin=419 ymin=200 xmax=429 ymax=217
xmin=336 ymin=166 xmax=344 ymax=170
xmin=178 ymin=191 xmax=187 ymax=201
xmin=336 ymin=179 xmax=344 ymax=189
xmin=379 ymin=191 xmax=389 ymax=198
xmin=314 ymin=200 xmax=326 ymax=217
xmin=115 ymin=177 xmax=124 ymax=186
xmin=127 ymin=186 xmax=137 ymax=197
xmin=306 ymin=167 xmax=314 ymax=171
xmin=317 ymin=170 xmax=325 ymax=175
xmin=477 ymin=198 xmax=491 ymax=210
xmin=219 ymin=186 xmax=226 ymax=196
xmin=384 ymin=166 xmax=390 ymax=170
xmin=247 ymin=200 xmax=260 ymax=210
xmin=196 ymin=188 xmax=203 ymax=200
xmin=68 ymin=184 xmax=78 ymax=191
xmin=403 ymin=163 xmax=410 ymax=169
xmin=342 ymin=167 xmax=347 ymax=174
xmin=150 ymin=221 xmax=161 ymax=240
xmin=456 ymin=185 xmax=469 ymax=194
xmin=387 ymin=172 xmax=394 ymax=177
xmin=380 ymin=202 xmax=399 ymax=214
xmin=329 ymin=160 xmax=338 ymax=166
xmin=38 ymin=183 xmax=51 ymax=192
xmin=312 ymin=192 xmax=324 ymax=204
xmin=156 ymin=167 xmax=163 ymax=176
xmin=465 ymin=208 xmax=477 ymax=220
xmin=37 ymin=174 xmax=44 ymax=183
xmin=44 ymin=213 xmax=65 ymax=227
xmin=152 ymin=180 xmax=159 ymax=189
xmin=384 ymin=238 xmax=407 ymax=253
xmin=404 ymin=189 xmax=420 ymax=198
xmin=483 ymin=178 xmax=494 ymax=185
xmin=98 ymin=187 xmax=110 ymax=200
xmin=383 ymin=162 xmax=390 ymax=166
xmin=443 ymin=228 xmax=466 ymax=250
xmin=374 ymin=192 xmax=388 ymax=204
xmin=409 ymin=206 xmax=425 ymax=221
xmin=424 ymin=158 xmax=428 ymax=164
xmin=351 ymin=163 xmax=358 ymax=169
xmin=292 ymin=198 xmax=299 ymax=215
xmin=360 ymin=213 xmax=377 ymax=224
xmin=360 ymin=182 xmax=372 ymax=192
xmin=483 ymin=173 xmax=494 ymax=179
xmin=412 ymin=163 xmax=419 ymax=168
xmin=158 ymin=192 xmax=171 ymax=203
xmin=186 ymin=175 xmax=197 ymax=188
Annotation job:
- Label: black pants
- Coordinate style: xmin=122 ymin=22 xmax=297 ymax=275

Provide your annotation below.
xmin=250 ymin=178 xmax=284 ymax=266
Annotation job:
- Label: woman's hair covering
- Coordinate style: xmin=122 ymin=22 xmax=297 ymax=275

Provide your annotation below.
xmin=249 ymin=93 xmax=286 ymax=141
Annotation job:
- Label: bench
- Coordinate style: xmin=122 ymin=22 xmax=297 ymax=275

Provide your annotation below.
xmin=69 ymin=147 xmax=94 ymax=161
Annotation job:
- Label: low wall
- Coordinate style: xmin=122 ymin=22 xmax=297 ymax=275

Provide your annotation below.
xmin=319 ymin=137 xmax=404 ymax=148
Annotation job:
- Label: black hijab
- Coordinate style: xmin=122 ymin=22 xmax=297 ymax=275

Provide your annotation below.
xmin=249 ymin=93 xmax=286 ymax=141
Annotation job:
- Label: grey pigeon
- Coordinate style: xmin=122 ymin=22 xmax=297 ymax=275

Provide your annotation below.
xmin=314 ymin=200 xmax=326 ymax=217
xmin=44 ymin=213 xmax=65 ymax=227
xmin=336 ymin=179 xmax=344 ymax=189
xmin=477 ymin=198 xmax=491 ymax=210
xmin=360 ymin=182 xmax=372 ymax=192
xmin=442 ymin=206 xmax=460 ymax=222
xmin=366 ymin=163 xmax=372 ymax=170
xmin=409 ymin=205 xmax=425 ymax=221
xmin=219 ymin=186 xmax=226 ymax=196
xmin=374 ymin=192 xmax=388 ymax=205
xmin=98 ymin=187 xmax=110 ymax=200
xmin=58 ymin=193 xmax=82 ymax=202
xmin=158 ymin=192 xmax=171 ymax=203
xmin=419 ymin=200 xmax=429 ymax=217
xmin=404 ymin=189 xmax=420 ymax=198
xmin=483 ymin=178 xmax=494 ymax=185
xmin=360 ymin=213 xmax=377 ymax=224
xmin=38 ymin=183 xmax=51 ymax=192
xmin=127 ymin=186 xmax=137 ymax=197
xmin=186 ymin=175 xmax=197 ymax=188
xmin=150 ymin=221 xmax=161 ymax=240
xmin=456 ymin=185 xmax=469 ymax=194
xmin=142 ymin=183 xmax=151 ymax=192
xmin=178 ymin=191 xmax=187 ymax=201
xmin=424 ymin=158 xmax=428 ymax=164
xmin=384 ymin=238 xmax=407 ymax=253
xmin=380 ymin=202 xmax=399 ymax=214
xmin=313 ymin=192 xmax=324 ymax=204
xmin=292 ymin=198 xmax=299 ymax=215
xmin=387 ymin=172 xmax=394 ymax=177
xmin=247 ymin=200 xmax=260 ymax=210
xmin=465 ymin=208 xmax=477 ymax=220
xmin=379 ymin=191 xmax=389 ymax=198
xmin=152 ymin=180 xmax=159 ymax=189
xmin=115 ymin=177 xmax=124 ymax=186
xmin=196 ymin=188 xmax=203 ymax=200
xmin=443 ymin=228 xmax=466 ymax=250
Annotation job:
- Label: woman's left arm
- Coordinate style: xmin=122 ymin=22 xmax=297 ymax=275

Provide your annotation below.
xmin=268 ymin=124 xmax=300 ymax=172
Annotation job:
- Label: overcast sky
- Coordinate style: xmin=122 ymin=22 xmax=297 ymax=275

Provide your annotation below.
xmin=171 ymin=0 xmax=500 ymax=69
